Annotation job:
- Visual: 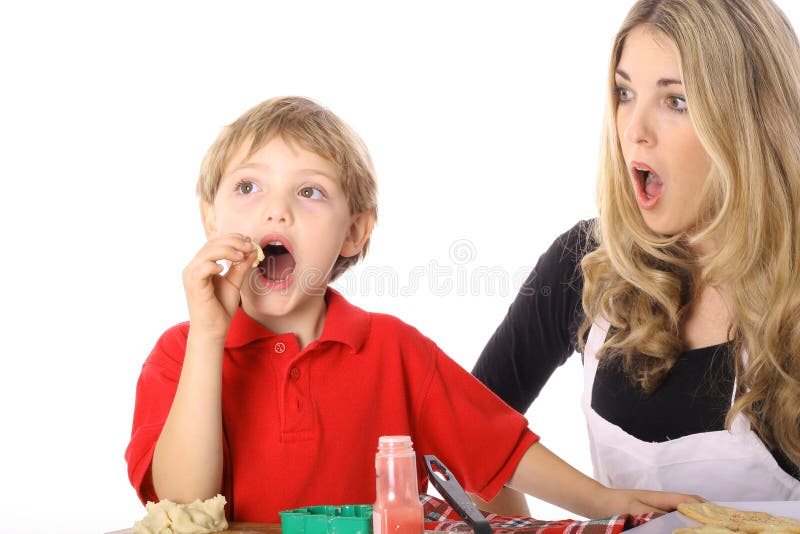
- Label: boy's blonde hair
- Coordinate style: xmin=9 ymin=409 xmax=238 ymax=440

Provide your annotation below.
xmin=197 ymin=96 xmax=378 ymax=279
xmin=581 ymin=0 xmax=800 ymax=473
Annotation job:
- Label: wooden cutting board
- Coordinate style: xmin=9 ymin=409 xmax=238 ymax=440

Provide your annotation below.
xmin=106 ymin=523 xmax=282 ymax=534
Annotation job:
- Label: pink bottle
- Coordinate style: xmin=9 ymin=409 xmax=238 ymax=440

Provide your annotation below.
xmin=373 ymin=436 xmax=424 ymax=534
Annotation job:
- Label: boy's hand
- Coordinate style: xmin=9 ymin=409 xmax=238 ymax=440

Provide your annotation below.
xmin=597 ymin=487 xmax=705 ymax=516
xmin=506 ymin=442 xmax=705 ymax=519
xmin=182 ymin=234 xmax=260 ymax=340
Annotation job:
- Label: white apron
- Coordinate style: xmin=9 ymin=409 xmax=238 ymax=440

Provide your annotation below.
xmin=581 ymin=318 xmax=800 ymax=500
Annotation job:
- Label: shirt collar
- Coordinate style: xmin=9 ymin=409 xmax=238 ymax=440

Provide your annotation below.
xmin=225 ymin=287 xmax=370 ymax=353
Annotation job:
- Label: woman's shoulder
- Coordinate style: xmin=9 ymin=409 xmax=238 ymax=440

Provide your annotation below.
xmin=552 ymin=218 xmax=598 ymax=263
xmin=534 ymin=218 xmax=597 ymax=285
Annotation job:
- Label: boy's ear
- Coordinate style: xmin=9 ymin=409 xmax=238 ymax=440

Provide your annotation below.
xmin=340 ymin=212 xmax=376 ymax=258
xmin=200 ymin=199 xmax=217 ymax=239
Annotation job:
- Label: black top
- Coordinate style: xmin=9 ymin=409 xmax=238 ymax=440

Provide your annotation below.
xmin=472 ymin=219 xmax=799 ymax=480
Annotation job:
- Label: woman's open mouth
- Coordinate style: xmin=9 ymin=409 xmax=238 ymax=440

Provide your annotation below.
xmin=632 ymin=162 xmax=664 ymax=210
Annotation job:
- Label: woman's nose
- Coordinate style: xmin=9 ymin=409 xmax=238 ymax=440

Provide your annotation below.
xmin=622 ymin=105 xmax=655 ymax=146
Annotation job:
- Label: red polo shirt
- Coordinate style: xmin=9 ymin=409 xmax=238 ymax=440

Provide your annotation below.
xmin=126 ymin=289 xmax=538 ymax=521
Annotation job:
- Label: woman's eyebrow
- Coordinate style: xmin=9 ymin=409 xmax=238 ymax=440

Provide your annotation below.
xmin=615 ymin=68 xmax=631 ymax=81
xmin=657 ymin=78 xmax=683 ymax=87
xmin=615 ymin=68 xmax=683 ymax=87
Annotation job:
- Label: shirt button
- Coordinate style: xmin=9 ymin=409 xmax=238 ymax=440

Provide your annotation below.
xmin=274 ymin=342 xmax=286 ymax=354
xmin=290 ymin=367 xmax=301 ymax=380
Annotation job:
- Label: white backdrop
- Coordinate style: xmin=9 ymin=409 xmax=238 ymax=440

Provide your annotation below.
xmin=3 ymin=1 xmax=799 ymax=532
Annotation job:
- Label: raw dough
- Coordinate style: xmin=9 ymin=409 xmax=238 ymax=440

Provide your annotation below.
xmin=133 ymin=494 xmax=228 ymax=534
xmin=253 ymin=245 xmax=265 ymax=267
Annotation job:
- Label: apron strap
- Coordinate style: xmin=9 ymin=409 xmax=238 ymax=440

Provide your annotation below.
xmin=730 ymin=348 xmax=750 ymax=432
xmin=586 ymin=316 xmax=610 ymax=358
xmin=583 ymin=318 xmax=609 ymax=402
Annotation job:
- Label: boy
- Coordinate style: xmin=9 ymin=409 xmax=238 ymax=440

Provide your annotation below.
xmin=126 ymin=96 xmax=698 ymax=522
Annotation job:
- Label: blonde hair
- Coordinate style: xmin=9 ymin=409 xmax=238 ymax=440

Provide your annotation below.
xmin=581 ymin=0 xmax=800 ymax=472
xmin=197 ymin=96 xmax=378 ymax=279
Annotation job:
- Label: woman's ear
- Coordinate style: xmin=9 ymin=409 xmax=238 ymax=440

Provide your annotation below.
xmin=340 ymin=212 xmax=376 ymax=258
xmin=200 ymin=199 xmax=217 ymax=239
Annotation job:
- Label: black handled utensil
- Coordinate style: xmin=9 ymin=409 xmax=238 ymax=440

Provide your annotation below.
xmin=424 ymin=455 xmax=493 ymax=534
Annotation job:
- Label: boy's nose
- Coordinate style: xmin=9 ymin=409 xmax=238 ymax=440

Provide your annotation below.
xmin=263 ymin=198 xmax=292 ymax=224
xmin=265 ymin=210 xmax=288 ymax=224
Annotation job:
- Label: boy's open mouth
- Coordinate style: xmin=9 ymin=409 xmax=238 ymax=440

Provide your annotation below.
xmin=258 ymin=242 xmax=296 ymax=282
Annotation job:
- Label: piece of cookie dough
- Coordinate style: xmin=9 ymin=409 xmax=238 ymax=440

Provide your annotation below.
xmin=133 ymin=494 xmax=228 ymax=534
xmin=229 ymin=243 xmax=264 ymax=269
xmin=252 ymin=244 xmax=265 ymax=267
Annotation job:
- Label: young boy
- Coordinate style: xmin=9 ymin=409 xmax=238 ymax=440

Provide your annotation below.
xmin=126 ymin=96 xmax=699 ymax=522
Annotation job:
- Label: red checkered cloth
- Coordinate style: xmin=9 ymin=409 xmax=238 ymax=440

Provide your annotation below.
xmin=422 ymin=494 xmax=657 ymax=534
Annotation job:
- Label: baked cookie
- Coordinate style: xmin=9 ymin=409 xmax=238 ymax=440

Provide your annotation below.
xmin=674 ymin=526 xmax=737 ymax=534
xmin=677 ymin=503 xmax=800 ymax=533
xmin=675 ymin=528 xmax=799 ymax=534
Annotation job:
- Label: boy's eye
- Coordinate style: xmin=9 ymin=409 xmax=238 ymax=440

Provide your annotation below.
xmin=666 ymin=95 xmax=688 ymax=113
xmin=615 ymin=86 xmax=633 ymax=103
xmin=235 ymin=180 xmax=260 ymax=195
xmin=299 ymin=186 xmax=324 ymax=200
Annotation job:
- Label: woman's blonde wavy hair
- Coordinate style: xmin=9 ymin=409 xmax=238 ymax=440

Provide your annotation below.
xmin=580 ymin=0 xmax=800 ymax=472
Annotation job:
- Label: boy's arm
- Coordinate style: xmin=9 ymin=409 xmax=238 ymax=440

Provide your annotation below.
xmin=151 ymin=331 xmax=226 ymax=502
xmin=506 ymin=442 xmax=703 ymax=518
xmin=469 ymin=487 xmax=530 ymax=516
xmin=151 ymin=234 xmax=259 ymax=503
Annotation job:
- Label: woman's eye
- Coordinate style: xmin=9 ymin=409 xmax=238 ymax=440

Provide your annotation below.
xmin=235 ymin=181 xmax=260 ymax=195
xmin=667 ymin=95 xmax=688 ymax=113
xmin=299 ymin=186 xmax=324 ymax=200
xmin=615 ymin=86 xmax=634 ymax=103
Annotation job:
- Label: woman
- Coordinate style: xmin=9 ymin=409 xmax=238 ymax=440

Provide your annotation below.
xmin=474 ymin=0 xmax=800 ymax=503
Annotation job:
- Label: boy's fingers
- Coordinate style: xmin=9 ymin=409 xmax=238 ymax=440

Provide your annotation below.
xmin=636 ymin=491 xmax=704 ymax=513
xmin=184 ymin=254 xmax=224 ymax=284
xmin=224 ymin=243 xmax=260 ymax=290
xmin=186 ymin=261 xmax=225 ymax=283
xmin=197 ymin=241 xmax=250 ymax=263
xmin=186 ymin=238 xmax=254 ymax=278
xmin=183 ymin=236 xmax=259 ymax=315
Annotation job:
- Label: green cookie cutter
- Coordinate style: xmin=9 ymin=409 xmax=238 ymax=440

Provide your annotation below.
xmin=279 ymin=504 xmax=373 ymax=534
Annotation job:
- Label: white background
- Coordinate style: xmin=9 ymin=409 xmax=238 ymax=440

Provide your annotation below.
xmin=3 ymin=1 xmax=799 ymax=532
